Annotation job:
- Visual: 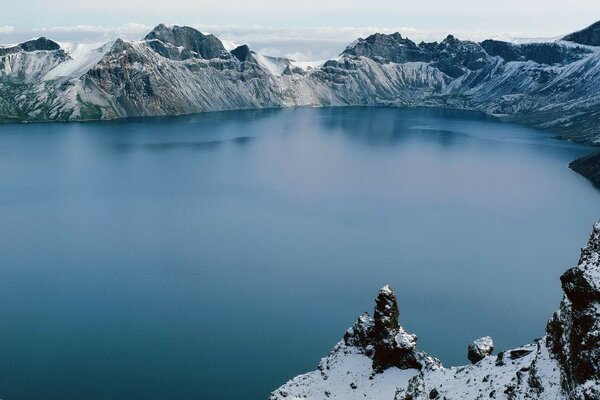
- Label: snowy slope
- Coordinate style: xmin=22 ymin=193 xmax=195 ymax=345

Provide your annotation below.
xmin=272 ymin=222 xmax=600 ymax=400
xmin=270 ymin=344 xmax=418 ymax=400
xmin=43 ymin=41 xmax=113 ymax=81
xmin=2 ymin=22 xmax=600 ymax=145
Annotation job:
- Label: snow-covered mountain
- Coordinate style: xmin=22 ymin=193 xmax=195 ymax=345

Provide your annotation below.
xmin=271 ymin=222 xmax=600 ymax=400
xmin=1 ymin=21 xmax=600 ymax=145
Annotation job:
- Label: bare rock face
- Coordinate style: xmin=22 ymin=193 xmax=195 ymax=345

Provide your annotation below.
xmin=564 ymin=20 xmax=600 ymax=46
xmin=570 ymin=151 xmax=600 ymax=188
xmin=344 ymin=285 xmax=431 ymax=372
xmin=467 ymin=336 xmax=494 ymax=364
xmin=546 ymin=221 xmax=600 ymax=398
xmin=144 ymin=24 xmax=228 ymax=60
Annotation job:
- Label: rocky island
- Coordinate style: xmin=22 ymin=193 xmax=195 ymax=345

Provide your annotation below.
xmin=270 ymin=222 xmax=600 ymax=400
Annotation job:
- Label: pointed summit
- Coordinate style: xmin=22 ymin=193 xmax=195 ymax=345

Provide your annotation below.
xmin=344 ymin=284 xmax=425 ymax=373
xmin=144 ymin=24 xmax=227 ymax=59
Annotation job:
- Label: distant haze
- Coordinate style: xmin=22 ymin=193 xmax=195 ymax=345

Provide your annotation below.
xmin=1 ymin=0 xmax=598 ymax=60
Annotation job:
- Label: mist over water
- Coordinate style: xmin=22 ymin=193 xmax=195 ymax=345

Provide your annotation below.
xmin=0 ymin=107 xmax=599 ymax=400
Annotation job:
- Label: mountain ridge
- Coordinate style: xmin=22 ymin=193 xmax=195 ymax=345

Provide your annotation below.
xmin=1 ymin=21 xmax=600 ymax=146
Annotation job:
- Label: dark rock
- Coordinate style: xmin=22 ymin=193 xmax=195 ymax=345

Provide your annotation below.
xmin=0 ymin=37 xmax=61 ymax=56
xmin=231 ymin=45 xmax=252 ymax=62
xmin=480 ymin=40 xmax=591 ymax=65
xmin=570 ymin=151 xmax=600 ymax=188
xmin=564 ymin=20 xmax=600 ymax=46
xmin=372 ymin=285 xmax=421 ymax=372
xmin=495 ymin=352 xmax=505 ymax=366
xmin=343 ymin=285 xmax=424 ymax=372
xmin=145 ymin=39 xmax=193 ymax=60
xmin=509 ymin=349 xmax=532 ymax=360
xmin=20 ymin=37 xmax=61 ymax=52
xmin=428 ymin=388 xmax=439 ymax=399
xmin=343 ymin=32 xmax=489 ymax=78
xmin=546 ymin=221 xmax=600 ymax=395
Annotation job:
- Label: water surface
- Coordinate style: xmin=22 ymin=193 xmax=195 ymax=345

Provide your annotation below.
xmin=0 ymin=107 xmax=599 ymax=400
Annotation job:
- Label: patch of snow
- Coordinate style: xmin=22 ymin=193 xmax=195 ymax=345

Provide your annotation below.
xmin=291 ymin=59 xmax=327 ymax=70
xmin=43 ymin=41 xmax=113 ymax=81
xmin=254 ymin=53 xmax=289 ymax=76
xmin=489 ymin=35 xmax=562 ymax=44
xmin=219 ymin=39 xmax=239 ymax=52
xmin=271 ymin=343 xmax=418 ymax=400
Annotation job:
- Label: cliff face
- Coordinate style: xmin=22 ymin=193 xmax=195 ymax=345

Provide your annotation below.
xmin=271 ymin=222 xmax=600 ymax=400
xmin=570 ymin=152 xmax=600 ymax=187
xmin=2 ymin=23 xmax=600 ymax=145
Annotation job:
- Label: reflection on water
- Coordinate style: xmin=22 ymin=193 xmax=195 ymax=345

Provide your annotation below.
xmin=0 ymin=107 xmax=599 ymax=400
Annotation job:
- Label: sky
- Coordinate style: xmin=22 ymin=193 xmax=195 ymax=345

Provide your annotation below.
xmin=1 ymin=1 xmax=599 ymax=60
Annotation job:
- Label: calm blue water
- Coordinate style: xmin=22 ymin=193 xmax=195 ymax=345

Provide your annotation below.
xmin=0 ymin=107 xmax=599 ymax=400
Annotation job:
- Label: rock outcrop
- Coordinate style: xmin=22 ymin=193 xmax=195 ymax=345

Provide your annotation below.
xmin=546 ymin=221 xmax=600 ymax=398
xmin=272 ymin=222 xmax=600 ymax=400
xmin=143 ymin=24 xmax=228 ymax=60
xmin=467 ymin=336 xmax=494 ymax=364
xmin=570 ymin=152 xmax=600 ymax=187
xmin=343 ymin=285 xmax=433 ymax=372
xmin=563 ymin=20 xmax=600 ymax=47
xmin=0 ymin=37 xmax=61 ymax=56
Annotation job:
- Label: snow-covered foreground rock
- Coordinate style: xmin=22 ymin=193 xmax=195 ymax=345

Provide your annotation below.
xmin=3 ymin=21 xmax=600 ymax=145
xmin=271 ymin=222 xmax=600 ymax=400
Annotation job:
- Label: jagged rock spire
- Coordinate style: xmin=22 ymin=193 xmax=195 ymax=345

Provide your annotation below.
xmin=373 ymin=284 xmax=400 ymax=339
xmin=344 ymin=284 xmax=423 ymax=372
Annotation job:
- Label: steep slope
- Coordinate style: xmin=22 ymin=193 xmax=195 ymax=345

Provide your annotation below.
xmin=271 ymin=222 xmax=600 ymax=400
xmin=563 ymin=20 xmax=600 ymax=46
xmin=570 ymin=152 xmax=600 ymax=186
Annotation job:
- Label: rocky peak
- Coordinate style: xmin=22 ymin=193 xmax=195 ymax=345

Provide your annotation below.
xmin=0 ymin=37 xmax=61 ymax=57
xmin=144 ymin=24 xmax=227 ymax=60
xmin=373 ymin=284 xmax=400 ymax=338
xmin=19 ymin=37 xmax=61 ymax=52
xmin=563 ymin=20 xmax=600 ymax=46
xmin=231 ymin=45 xmax=252 ymax=62
xmin=546 ymin=221 xmax=600 ymax=398
xmin=343 ymin=32 xmax=431 ymax=64
xmin=343 ymin=32 xmax=490 ymax=78
xmin=344 ymin=284 xmax=425 ymax=372
xmin=431 ymin=35 xmax=489 ymax=78
xmin=480 ymin=39 xmax=591 ymax=65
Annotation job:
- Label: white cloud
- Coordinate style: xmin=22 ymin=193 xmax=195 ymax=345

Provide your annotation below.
xmin=0 ymin=25 xmax=15 ymax=34
xmin=32 ymin=23 xmax=151 ymax=41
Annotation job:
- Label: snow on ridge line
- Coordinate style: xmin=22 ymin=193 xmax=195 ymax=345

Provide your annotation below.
xmin=253 ymin=52 xmax=289 ymax=76
xmin=219 ymin=38 xmax=239 ymax=52
xmin=290 ymin=59 xmax=327 ymax=70
xmin=42 ymin=41 xmax=114 ymax=81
